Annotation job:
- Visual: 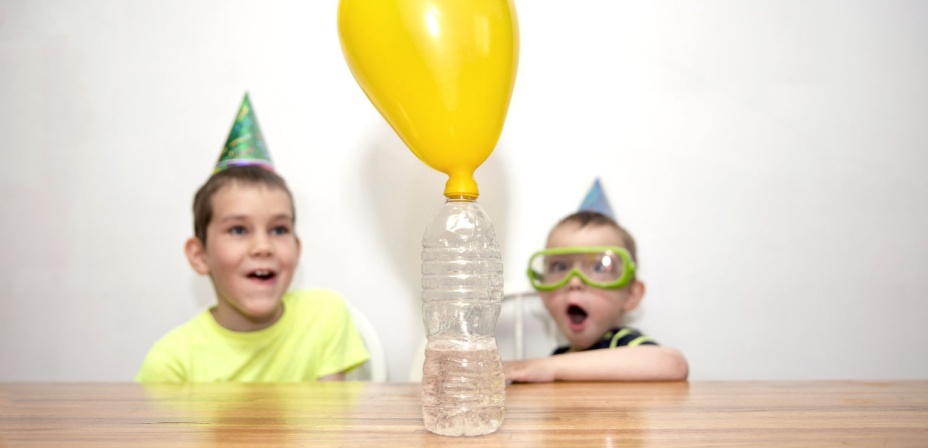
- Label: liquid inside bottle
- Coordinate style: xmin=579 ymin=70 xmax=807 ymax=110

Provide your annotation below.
xmin=420 ymin=198 xmax=505 ymax=437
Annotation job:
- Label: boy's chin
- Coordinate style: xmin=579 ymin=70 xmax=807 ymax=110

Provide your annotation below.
xmin=564 ymin=335 xmax=596 ymax=352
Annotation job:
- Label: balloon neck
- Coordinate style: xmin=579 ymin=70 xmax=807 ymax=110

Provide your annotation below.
xmin=443 ymin=173 xmax=479 ymax=200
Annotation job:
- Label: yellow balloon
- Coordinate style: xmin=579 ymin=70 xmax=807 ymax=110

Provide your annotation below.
xmin=338 ymin=0 xmax=519 ymax=199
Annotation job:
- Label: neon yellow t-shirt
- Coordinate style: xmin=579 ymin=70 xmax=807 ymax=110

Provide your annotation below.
xmin=135 ymin=289 xmax=370 ymax=382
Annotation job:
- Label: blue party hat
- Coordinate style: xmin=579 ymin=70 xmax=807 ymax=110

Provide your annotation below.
xmin=578 ymin=178 xmax=616 ymax=220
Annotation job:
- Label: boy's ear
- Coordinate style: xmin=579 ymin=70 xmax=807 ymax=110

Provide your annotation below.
xmin=184 ymin=237 xmax=210 ymax=275
xmin=621 ymin=280 xmax=646 ymax=312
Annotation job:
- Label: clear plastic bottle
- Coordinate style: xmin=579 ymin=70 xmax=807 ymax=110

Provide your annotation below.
xmin=420 ymin=197 xmax=506 ymax=437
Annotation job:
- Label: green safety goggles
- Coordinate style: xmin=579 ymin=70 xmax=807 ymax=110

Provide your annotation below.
xmin=526 ymin=246 xmax=636 ymax=291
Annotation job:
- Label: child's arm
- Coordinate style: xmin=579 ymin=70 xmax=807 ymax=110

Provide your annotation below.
xmin=503 ymin=345 xmax=688 ymax=383
xmin=135 ymin=340 xmax=187 ymax=383
xmin=318 ymin=372 xmax=346 ymax=381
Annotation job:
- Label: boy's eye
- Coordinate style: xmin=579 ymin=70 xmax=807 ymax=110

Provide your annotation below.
xmin=228 ymin=225 xmax=247 ymax=235
xmin=590 ymin=255 xmax=618 ymax=275
xmin=547 ymin=260 xmax=569 ymax=273
xmin=270 ymin=226 xmax=291 ymax=235
xmin=592 ymin=260 xmax=610 ymax=274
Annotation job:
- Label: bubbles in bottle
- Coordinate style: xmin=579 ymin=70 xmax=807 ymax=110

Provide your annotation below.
xmin=421 ymin=339 xmax=505 ymax=436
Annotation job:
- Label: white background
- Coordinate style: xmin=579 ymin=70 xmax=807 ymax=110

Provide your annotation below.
xmin=2 ymin=1 xmax=926 ymax=382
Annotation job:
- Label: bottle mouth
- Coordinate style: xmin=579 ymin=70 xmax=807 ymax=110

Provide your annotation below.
xmin=445 ymin=195 xmax=476 ymax=202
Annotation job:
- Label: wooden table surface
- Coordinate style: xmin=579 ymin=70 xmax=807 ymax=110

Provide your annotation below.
xmin=1 ymin=381 xmax=926 ymax=447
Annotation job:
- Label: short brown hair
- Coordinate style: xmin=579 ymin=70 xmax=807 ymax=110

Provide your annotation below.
xmin=192 ymin=165 xmax=294 ymax=246
xmin=554 ymin=211 xmax=638 ymax=263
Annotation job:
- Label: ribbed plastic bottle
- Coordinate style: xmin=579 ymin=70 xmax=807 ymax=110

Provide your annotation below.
xmin=420 ymin=197 xmax=506 ymax=437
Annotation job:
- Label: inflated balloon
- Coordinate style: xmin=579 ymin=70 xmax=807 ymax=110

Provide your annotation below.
xmin=338 ymin=0 xmax=519 ymax=199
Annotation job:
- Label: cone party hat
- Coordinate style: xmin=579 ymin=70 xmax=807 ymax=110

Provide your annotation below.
xmin=578 ymin=178 xmax=616 ymax=220
xmin=215 ymin=92 xmax=273 ymax=172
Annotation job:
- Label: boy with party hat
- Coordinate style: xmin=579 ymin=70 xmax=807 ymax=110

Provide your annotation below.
xmin=136 ymin=93 xmax=369 ymax=382
xmin=503 ymin=178 xmax=688 ymax=382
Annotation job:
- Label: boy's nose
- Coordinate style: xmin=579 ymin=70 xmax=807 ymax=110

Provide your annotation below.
xmin=250 ymin=234 xmax=273 ymax=256
xmin=566 ymin=272 xmax=586 ymax=290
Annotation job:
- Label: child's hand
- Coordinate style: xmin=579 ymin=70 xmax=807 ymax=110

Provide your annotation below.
xmin=503 ymin=358 xmax=557 ymax=383
xmin=504 ymin=347 xmax=689 ymax=382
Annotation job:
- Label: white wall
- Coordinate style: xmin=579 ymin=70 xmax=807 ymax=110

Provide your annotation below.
xmin=2 ymin=1 xmax=926 ymax=382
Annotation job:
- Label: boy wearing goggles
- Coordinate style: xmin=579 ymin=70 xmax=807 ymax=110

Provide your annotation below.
xmin=503 ymin=210 xmax=688 ymax=383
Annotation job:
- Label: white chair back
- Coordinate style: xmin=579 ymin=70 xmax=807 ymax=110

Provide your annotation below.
xmin=345 ymin=303 xmax=388 ymax=382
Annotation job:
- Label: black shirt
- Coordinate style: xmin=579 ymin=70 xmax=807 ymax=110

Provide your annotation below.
xmin=552 ymin=326 xmax=657 ymax=355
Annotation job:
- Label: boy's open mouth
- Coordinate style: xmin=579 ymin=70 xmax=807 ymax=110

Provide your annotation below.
xmin=567 ymin=304 xmax=588 ymax=325
xmin=247 ymin=270 xmax=277 ymax=281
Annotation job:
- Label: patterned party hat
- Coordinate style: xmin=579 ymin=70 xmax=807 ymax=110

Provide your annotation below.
xmin=215 ymin=92 xmax=274 ymax=172
xmin=578 ymin=178 xmax=616 ymax=220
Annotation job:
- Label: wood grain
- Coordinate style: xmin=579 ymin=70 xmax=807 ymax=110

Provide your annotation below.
xmin=1 ymin=381 xmax=926 ymax=447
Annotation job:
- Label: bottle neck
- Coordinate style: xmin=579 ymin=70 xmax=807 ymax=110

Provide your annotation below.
xmin=445 ymin=195 xmax=476 ymax=203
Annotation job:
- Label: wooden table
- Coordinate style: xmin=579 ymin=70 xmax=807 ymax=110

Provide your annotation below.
xmin=2 ymin=381 xmax=926 ymax=447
